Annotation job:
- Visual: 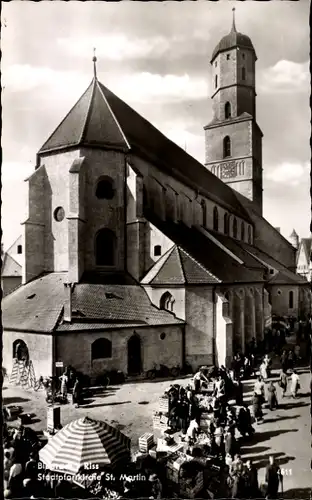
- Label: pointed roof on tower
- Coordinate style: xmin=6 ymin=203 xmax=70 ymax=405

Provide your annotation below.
xmin=211 ymin=8 xmax=256 ymax=63
xmin=38 ymin=54 xmax=130 ymax=154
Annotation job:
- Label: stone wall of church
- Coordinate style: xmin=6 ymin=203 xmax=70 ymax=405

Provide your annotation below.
xmin=268 ymin=285 xmax=299 ymax=318
xmin=80 ymin=148 xmax=126 ymax=272
xmin=2 ymin=330 xmax=53 ymax=379
xmin=55 ymin=325 xmax=183 ymax=376
xmin=130 ymin=153 xmax=251 ymax=267
xmin=205 ymin=119 xmax=252 ymax=165
xmin=185 ymin=286 xmax=214 ymax=370
xmin=38 ymin=151 xmax=80 ymax=273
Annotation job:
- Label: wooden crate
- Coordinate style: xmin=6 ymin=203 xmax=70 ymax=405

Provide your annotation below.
xmin=138 ymin=433 xmax=154 ymax=453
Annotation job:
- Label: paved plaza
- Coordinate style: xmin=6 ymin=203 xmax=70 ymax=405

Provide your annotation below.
xmin=3 ymin=365 xmax=311 ymax=498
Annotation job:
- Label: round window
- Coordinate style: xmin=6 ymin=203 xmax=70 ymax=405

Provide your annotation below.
xmin=277 ymin=290 xmax=281 ymax=295
xmin=54 ymin=207 xmax=65 ymax=222
xmin=160 ymin=333 xmax=166 ymax=340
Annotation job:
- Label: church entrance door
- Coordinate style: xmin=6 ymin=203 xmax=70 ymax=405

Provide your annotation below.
xmin=127 ymin=335 xmax=141 ymax=375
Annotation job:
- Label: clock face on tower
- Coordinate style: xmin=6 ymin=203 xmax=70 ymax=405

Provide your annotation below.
xmin=54 ymin=206 xmax=65 ymax=222
xmin=221 ymin=161 xmax=237 ymax=179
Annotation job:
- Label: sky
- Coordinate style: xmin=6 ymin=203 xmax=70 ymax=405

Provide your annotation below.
xmin=1 ymin=0 xmax=310 ymax=251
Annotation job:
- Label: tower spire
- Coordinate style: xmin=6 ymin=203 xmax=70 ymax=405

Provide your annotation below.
xmin=231 ymin=7 xmax=237 ymax=33
xmin=93 ymin=48 xmax=97 ymax=79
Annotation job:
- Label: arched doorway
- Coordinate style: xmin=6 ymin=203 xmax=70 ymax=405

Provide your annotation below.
xmin=127 ymin=335 xmax=141 ymax=375
xmin=13 ymin=339 xmax=29 ymax=362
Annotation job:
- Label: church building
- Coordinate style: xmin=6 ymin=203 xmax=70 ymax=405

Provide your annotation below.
xmin=3 ymin=14 xmax=311 ymax=383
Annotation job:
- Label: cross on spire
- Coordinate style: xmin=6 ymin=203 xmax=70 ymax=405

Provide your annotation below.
xmin=231 ymin=7 xmax=237 ymax=33
xmin=93 ymin=48 xmax=97 ymax=79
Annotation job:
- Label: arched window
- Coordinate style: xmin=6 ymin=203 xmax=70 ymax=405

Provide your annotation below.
xmin=224 ymin=213 xmax=229 ymax=235
xmin=17 ymin=245 xmax=22 ymax=254
xmin=241 ymin=222 xmax=245 ymax=241
xmin=201 ymin=200 xmax=207 ymax=228
xmin=211 ymin=166 xmax=215 ymax=175
xmin=215 ymin=75 xmax=218 ymax=88
xmin=225 ymin=102 xmax=231 ymax=119
xmin=213 ymin=206 xmax=219 ymax=231
xmin=91 ymin=338 xmax=112 ymax=360
xmin=289 ymin=291 xmax=294 ymax=309
xmin=248 ymin=226 xmax=252 ymax=244
xmin=160 ymin=291 xmax=175 ymax=312
xmin=95 ymin=229 xmax=115 ymax=266
xmin=154 ymin=245 xmax=162 ymax=257
xmin=13 ymin=339 xmax=29 ymax=362
xmin=242 ymin=67 xmax=246 ymax=81
xmin=96 ymin=177 xmax=114 ymax=200
xmin=233 ymin=217 xmax=237 ymax=238
xmin=223 ymin=136 xmax=231 ymax=158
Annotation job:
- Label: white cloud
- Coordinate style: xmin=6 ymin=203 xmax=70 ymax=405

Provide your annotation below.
xmin=163 ymin=127 xmax=204 ymax=163
xmin=1 ymin=161 xmax=35 ymax=182
xmin=57 ymin=34 xmax=173 ymax=61
xmin=2 ymin=64 xmax=89 ymax=95
xmin=259 ymin=60 xmax=309 ymax=93
xmin=265 ymin=161 xmax=309 ymax=185
xmin=110 ymin=72 xmax=208 ymax=104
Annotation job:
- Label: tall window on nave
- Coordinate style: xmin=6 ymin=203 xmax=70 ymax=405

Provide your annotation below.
xmin=233 ymin=217 xmax=237 ymax=238
xmin=224 ymin=213 xmax=229 ymax=235
xmin=213 ymin=206 xmax=219 ymax=231
xmin=248 ymin=226 xmax=252 ymax=244
xmin=223 ymin=136 xmax=231 ymax=158
xmin=201 ymin=200 xmax=207 ymax=228
xmin=241 ymin=222 xmax=245 ymax=241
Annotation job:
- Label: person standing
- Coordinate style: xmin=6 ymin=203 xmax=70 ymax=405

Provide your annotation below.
xmin=59 ymin=370 xmax=68 ymax=399
xmin=267 ymin=381 xmax=278 ymax=410
xmin=192 ymin=369 xmax=208 ymax=394
xmin=279 ymin=370 xmax=288 ymax=398
xmin=244 ymin=460 xmax=259 ymax=499
xmin=290 ymin=370 xmax=300 ymax=398
xmin=254 ymin=376 xmax=265 ymax=404
xmin=265 ymin=456 xmax=282 ymax=499
xmin=252 ymin=393 xmax=263 ymax=424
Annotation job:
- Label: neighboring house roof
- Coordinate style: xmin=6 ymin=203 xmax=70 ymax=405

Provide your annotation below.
xmin=1 ymin=253 xmax=22 ymax=278
xmin=5 ymin=235 xmax=23 ymax=267
xmin=142 ymin=245 xmax=220 ymax=285
xmin=239 ymin=242 xmax=307 ymax=285
xmin=38 ymin=76 xmax=250 ymax=222
xmin=144 ymin=211 xmax=263 ymax=284
xmin=298 ymin=238 xmax=312 ymax=265
xmin=2 ymin=272 xmax=183 ymax=333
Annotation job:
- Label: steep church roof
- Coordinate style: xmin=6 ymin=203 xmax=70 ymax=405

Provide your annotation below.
xmin=2 ymin=272 xmax=183 ymax=333
xmin=38 ymin=73 xmax=250 ymax=221
xmin=211 ymin=11 xmax=256 ymax=63
xmin=142 ymin=245 xmax=220 ymax=285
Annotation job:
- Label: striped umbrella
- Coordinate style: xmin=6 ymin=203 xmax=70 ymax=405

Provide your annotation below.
xmin=39 ymin=417 xmax=131 ymax=473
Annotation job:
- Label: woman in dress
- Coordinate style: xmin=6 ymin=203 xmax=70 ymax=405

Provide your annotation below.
xmin=290 ymin=370 xmax=300 ymax=398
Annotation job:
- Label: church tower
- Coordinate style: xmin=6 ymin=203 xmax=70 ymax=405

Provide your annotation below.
xmin=204 ymin=9 xmax=263 ymax=215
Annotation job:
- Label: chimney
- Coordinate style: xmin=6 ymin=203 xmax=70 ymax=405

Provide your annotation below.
xmin=64 ymin=283 xmax=74 ymax=322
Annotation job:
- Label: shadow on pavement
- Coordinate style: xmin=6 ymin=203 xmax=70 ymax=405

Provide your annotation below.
xmin=281 ymin=487 xmax=311 ymax=499
xmin=240 ymin=445 xmax=271 ymax=455
xmin=3 ymin=396 xmax=30 ymax=405
xmin=254 ymin=452 xmax=295 ymax=470
xmin=264 ymin=414 xmax=300 ymax=424
xmin=84 ymin=401 xmax=131 ymax=408
xmin=279 ymin=401 xmax=310 ymax=410
xmin=246 ymin=429 xmax=298 ymax=445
